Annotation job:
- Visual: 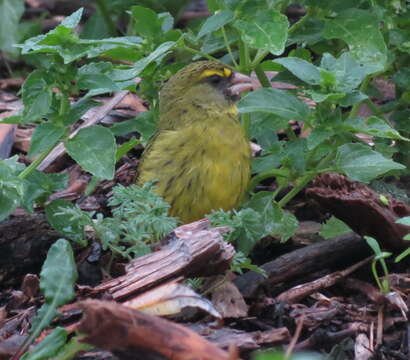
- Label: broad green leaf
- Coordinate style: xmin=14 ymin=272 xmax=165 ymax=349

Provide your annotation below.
xmin=132 ymin=41 xmax=175 ymax=77
xmin=274 ymin=57 xmax=321 ymax=85
xmin=45 ymin=200 xmax=88 ymax=245
xmin=320 ymin=52 xmax=372 ymax=92
xmin=21 ymin=327 xmax=67 ymax=360
xmin=336 ymin=143 xmax=405 ymax=183
xmin=65 ymin=125 xmax=116 ymax=180
xmin=288 ymin=18 xmax=324 ymax=46
xmin=111 ymin=111 xmax=157 ymax=145
xmin=30 ymin=239 xmax=77 ymax=335
xmin=28 ymin=123 xmax=65 ymax=158
xmin=0 ymin=0 xmax=24 ymax=54
xmin=23 ymin=172 xmax=68 ymax=213
xmin=22 ymin=70 xmax=53 ymax=122
xmin=239 ymin=88 xmax=309 ymax=122
xmin=307 ymin=127 xmax=334 ymax=150
xmin=197 ymin=10 xmax=234 ymax=38
xmin=281 ymin=138 xmax=307 ymax=174
xmin=77 ymin=74 xmax=120 ymax=92
xmin=65 ymin=98 xmax=100 ymax=126
xmin=343 ymin=117 xmax=410 ymax=141
xmin=0 ymin=156 xmax=26 ymax=221
xmin=246 ymin=192 xmax=298 ymax=243
xmin=131 ymin=6 xmax=163 ymax=38
xmin=323 ymin=9 xmax=387 ymax=73
xmin=319 ymin=216 xmax=352 ymax=239
xmin=396 ymin=217 xmax=410 ymax=226
xmin=60 ymin=7 xmax=83 ymax=28
xmin=233 ymin=9 xmax=288 ymax=55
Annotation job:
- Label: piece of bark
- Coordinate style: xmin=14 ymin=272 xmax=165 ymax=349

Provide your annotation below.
xmin=76 ymin=300 xmax=232 ymax=360
xmin=0 ymin=124 xmax=15 ymax=159
xmin=94 ymin=221 xmax=235 ymax=301
xmin=0 ymin=213 xmax=60 ymax=285
xmin=306 ymin=173 xmax=410 ymax=251
xmin=234 ymin=233 xmax=370 ymax=298
xmin=276 ymin=257 xmax=372 ymax=303
xmin=191 ymin=324 xmax=290 ymax=351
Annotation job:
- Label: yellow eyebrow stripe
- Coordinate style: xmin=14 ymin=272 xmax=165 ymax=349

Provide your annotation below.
xmin=199 ymin=68 xmax=232 ymax=79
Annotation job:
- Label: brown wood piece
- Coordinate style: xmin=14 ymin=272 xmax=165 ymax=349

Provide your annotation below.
xmin=0 ymin=214 xmax=60 ymax=286
xmin=234 ymin=233 xmax=370 ymax=298
xmin=77 ymin=299 xmax=232 ymax=360
xmin=94 ymin=221 xmax=235 ymax=301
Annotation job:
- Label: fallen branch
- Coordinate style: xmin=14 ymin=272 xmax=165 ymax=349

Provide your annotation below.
xmin=234 ymin=233 xmax=370 ymax=298
xmin=77 ymin=300 xmax=233 ymax=360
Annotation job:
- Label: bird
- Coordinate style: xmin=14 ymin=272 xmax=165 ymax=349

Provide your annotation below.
xmin=137 ymin=61 xmax=253 ymax=224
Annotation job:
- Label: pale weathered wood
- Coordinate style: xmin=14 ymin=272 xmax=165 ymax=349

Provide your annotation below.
xmin=94 ymin=221 xmax=235 ymax=301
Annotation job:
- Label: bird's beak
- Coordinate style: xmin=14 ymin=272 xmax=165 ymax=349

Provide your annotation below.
xmin=226 ymin=72 xmax=254 ymax=100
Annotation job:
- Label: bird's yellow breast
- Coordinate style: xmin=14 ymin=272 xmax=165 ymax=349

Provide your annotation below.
xmin=138 ymin=109 xmax=251 ymax=223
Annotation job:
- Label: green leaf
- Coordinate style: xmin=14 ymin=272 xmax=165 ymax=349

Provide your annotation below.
xmin=30 ymin=239 xmax=77 ymax=336
xmin=233 ymin=9 xmax=288 ymax=55
xmin=65 ymin=125 xmax=116 ymax=180
xmin=239 ymin=88 xmax=310 ymax=122
xmin=131 ymin=6 xmax=162 ymax=38
xmin=21 ymin=327 xmax=68 ymax=360
xmin=77 ymin=73 xmax=120 ymax=92
xmin=0 ymin=156 xmax=26 ymax=221
xmin=274 ymin=57 xmax=321 ymax=85
xmin=23 ymin=172 xmax=68 ymax=213
xmin=28 ymin=123 xmax=65 ymax=158
xmin=396 ymin=216 xmax=410 ymax=226
xmin=60 ymin=8 xmax=83 ymax=28
xmin=132 ymin=41 xmax=175 ymax=77
xmin=343 ymin=117 xmax=410 ymax=141
xmin=320 ymin=52 xmax=373 ymax=92
xmin=319 ymin=216 xmax=352 ymax=239
xmin=22 ymin=70 xmax=53 ymax=122
xmin=323 ymin=9 xmax=387 ymax=73
xmin=395 ymin=247 xmax=410 ymax=263
xmin=0 ymin=0 xmax=24 ymax=54
xmin=246 ymin=192 xmax=298 ymax=243
xmin=197 ymin=10 xmax=234 ymax=38
xmin=45 ymin=200 xmax=88 ymax=245
xmin=336 ymin=143 xmax=405 ymax=183
xmin=364 ymin=235 xmax=382 ymax=255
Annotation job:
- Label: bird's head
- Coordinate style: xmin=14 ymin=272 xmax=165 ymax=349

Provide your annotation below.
xmin=159 ymin=61 xmax=253 ymax=115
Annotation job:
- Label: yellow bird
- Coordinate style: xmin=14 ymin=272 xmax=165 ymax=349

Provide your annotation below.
xmin=138 ymin=61 xmax=253 ymax=223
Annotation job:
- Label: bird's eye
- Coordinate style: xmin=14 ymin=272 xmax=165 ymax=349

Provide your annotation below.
xmin=208 ymin=75 xmax=222 ymax=84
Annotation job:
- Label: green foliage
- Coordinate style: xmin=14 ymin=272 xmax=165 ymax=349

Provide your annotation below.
xmin=319 ymin=216 xmax=352 ymax=239
xmin=18 ymin=240 xmax=77 ymax=358
xmin=21 ymin=327 xmax=68 ymax=360
xmin=365 ymin=236 xmax=392 ymax=293
xmin=46 ymin=182 xmax=178 ymax=259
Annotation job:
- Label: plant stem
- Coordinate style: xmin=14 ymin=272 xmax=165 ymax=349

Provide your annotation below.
xmin=184 ymin=46 xmax=219 ymax=62
xmin=239 ymin=40 xmax=251 ymax=74
xmin=248 ymin=168 xmax=289 ymax=192
xmin=221 ymin=26 xmax=238 ymax=68
xmin=277 ymin=150 xmax=336 ymax=207
xmin=18 ymin=141 xmax=59 ymax=179
xmin=95 ymin=0 xmax=117 ymax=36
xmin=252 ymin=49 xmax=269 ymax=67
xmin=254 ymin=64 xmax=271 ymax=87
